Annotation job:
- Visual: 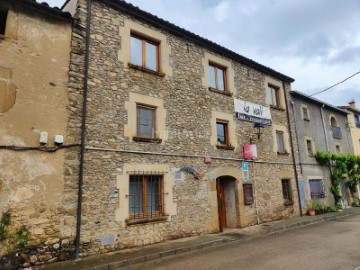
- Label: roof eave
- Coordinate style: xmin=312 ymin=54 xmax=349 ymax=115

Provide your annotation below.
xmin=100 ymin=0 xmax=294 ymax=83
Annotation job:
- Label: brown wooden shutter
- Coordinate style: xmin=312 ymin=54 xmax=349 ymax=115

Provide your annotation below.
xmin=243 ymin=183 xmax=253 ymax=205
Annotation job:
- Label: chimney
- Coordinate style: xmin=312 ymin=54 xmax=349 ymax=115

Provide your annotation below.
xmin=349 ymin=100 xmax=356 ymax=109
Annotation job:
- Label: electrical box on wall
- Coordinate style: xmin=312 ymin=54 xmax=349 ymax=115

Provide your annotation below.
xmin=55 ymin=135 xmax=64 ymax=145
xmin=244 ymin=144 xmax=258 ymax=160
xmin=39 ymin=132 xmax=48 ymax=144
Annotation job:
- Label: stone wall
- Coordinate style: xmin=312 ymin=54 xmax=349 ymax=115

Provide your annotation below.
xmin=0 ymin=2 xmax=73 ymax=265
xmin=64 ymin=0 xmax=301 ymax=256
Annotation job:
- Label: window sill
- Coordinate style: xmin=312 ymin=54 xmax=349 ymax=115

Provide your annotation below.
xmin=284 ymin=202 xmax=294 ymax=206
xmin=216 ymin=145 xmax=235 ymax=150
xmin=133 ymin=137 xmax=162 ymax=143
xmin=270 ymin=105 xmax=285 ymax=111
xmin=126 ymin=215 xmax=169 ymax=226
xmin=208 ymin=87 xmax=233 ymax=97
xmin=277 ymin=151 xmax=289 ymax=156
xmin=128 ymin=63 xmax=165 ymax=77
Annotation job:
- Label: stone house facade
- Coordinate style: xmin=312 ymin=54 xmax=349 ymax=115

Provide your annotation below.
xmin=62 ymin=0 xmax=302 ymax=256
xmin=339 ymin=101 xmax=360 ymax=156
xmin=0 ymin=0 xmax=73 ymax=260
xmin=291 ymin=91 xmax=353 ymax=207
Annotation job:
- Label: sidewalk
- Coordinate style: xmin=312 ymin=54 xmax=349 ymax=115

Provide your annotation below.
xmin=36 ymin=207 xmax=360 ymax=270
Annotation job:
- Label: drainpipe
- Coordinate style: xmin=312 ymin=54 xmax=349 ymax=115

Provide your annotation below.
xmin=251 ymin=162 xmax=260 ymax=225
xmin=75 ymin=0 xmax=92 ymax=259
xmin=282 ymin=82 xmax=302 ymax=216
xmin=320 ymin=105 xmax=329 ymax=151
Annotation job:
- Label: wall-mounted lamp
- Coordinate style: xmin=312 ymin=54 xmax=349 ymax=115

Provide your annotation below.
xmin=250 ymin=123 xmax=265 ymax=144
xmin=254 ymin=123 xmax=265 ymax=140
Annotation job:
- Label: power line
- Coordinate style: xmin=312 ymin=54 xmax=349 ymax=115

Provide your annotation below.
xmin=309 ymin=70 xmax=360 ymax=96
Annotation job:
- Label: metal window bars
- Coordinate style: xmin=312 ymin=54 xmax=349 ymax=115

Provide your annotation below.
xmin=309 ymin=179 xmax=326 ymax=199
xmin=127 ymin=171 xmax=167 ymax=220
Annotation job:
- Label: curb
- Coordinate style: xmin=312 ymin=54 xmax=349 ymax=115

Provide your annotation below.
xmin=89 ymin=239 xmax=234 ymax=270
xmin=85 ymin=210 xmax=360 ymax=270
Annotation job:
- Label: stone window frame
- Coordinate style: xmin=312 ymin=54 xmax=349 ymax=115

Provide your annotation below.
xmin=202 ymin=52 xmax=234 ymax=97
xmin=272 ymin=124 xmax=290 ymax=155
xmin=300 ymin=104 xmax=310 ymax=121
xmin=304 ymin=136 xmax=316 ymax=157
xmin=118 ymin=19 xmax=172 ymax=77
xmin=329 ymin=114 xmax=338 ymax=127
xmin=210 ymin=111 xmax=237 ymax=150
xmin=264 ymin=77 xmax=286 ymax=111
xmin=116 ymin=164 xmax=177 ymax=227
xmin=124 ymin=92 xmax=167 ymax=144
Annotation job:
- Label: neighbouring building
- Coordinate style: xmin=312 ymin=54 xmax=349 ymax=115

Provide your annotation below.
xmin=291 ymin=91 xmax=354 ymax=208
xmin=62 ymin=0 xmax=302 ymax=257
xmin=0 ymin=0 xmax=73 ymax=261
xmin=338 ymin=101 xmax=360 ymax=155
xmin=338 ymin=101 xmax=360 ymax=200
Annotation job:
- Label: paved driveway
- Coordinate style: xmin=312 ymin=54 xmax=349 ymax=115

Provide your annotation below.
xmin=138 ymin=214 xmax=360 ymax=270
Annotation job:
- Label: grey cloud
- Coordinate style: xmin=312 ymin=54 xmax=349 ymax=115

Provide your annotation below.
xmin=329 ymin=46 xmax=360 ymax=64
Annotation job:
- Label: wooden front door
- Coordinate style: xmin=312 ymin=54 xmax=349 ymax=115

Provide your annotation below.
xmin=216 ymin=178 xmax=226 ymax=232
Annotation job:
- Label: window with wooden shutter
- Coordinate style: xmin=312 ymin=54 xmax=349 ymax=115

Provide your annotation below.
xmin=243 ymin=183 xmax=253 ymax=205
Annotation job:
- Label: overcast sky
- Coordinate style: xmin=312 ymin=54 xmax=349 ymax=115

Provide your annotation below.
xmin=46 ymin=0 xmax=360 ymax=107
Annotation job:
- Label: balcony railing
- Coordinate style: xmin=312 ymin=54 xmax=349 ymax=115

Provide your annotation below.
xmin=331 ymin=126 xmax=342 ymax=139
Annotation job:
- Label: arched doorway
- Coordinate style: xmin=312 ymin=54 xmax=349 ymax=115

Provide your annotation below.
xmin=216 ymin=176 xmax=237 ymax=232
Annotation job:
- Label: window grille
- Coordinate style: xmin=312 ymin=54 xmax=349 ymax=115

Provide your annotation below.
xmin=281 ymin=179 xmax=293 ymax=205
xmin=127 ymin=171 xmax=166 ymax=220
xmin=309 ymin=179 xmax=325 ymax=199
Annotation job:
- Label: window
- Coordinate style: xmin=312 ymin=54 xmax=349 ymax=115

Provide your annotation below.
xmin=243 ymin=183 xmax=253 ymax=205
xmin=130 ymin=35 xmax=159 ymax=71
xmin=0 ymin=9 xmax=8 ymax=36
xmin=335 ymin=144 xmax=341 ymax=154
xmin=355 ymin=115 xmax=360 ymax=128
xmin=128 ymin=174 xmax=163 ymax=219
xmin=267 ymin=85 xmax=281 ymax=108
xmin=137 ymin=105 xmax=155 ymax=138
xmin=306 ymin=140 xmax=313 ymax=156
xmin=309 ymin=179 xmax=325 ymax=199
xmin=330 ymin=116 xmax=337 ymax=127
xmin=216 ymin=121 xmax=229 ymax=145
xmin=281 ymin=179 xmax=293 ymax=205
xmin=302 ymin=107 xmax=309 ymax=120
xmin=209 ymin=63 xmax=226 ymax=91
xmin=276 ymin=131 xmax=285 ymax=153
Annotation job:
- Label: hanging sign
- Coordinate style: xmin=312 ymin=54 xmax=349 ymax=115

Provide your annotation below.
xmin=234 ymin=98 xmax=272 ymax=125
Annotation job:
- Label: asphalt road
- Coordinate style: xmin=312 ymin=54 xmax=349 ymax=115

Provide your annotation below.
xmin=136 ymin=214 xmax=360 ymax=270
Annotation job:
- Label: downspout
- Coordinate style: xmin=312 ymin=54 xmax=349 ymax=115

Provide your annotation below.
xmin=75 ymin=0 xmax=92 ymax=259
xmin=282 ymin=82 xmax=302 ymax=216
xmin=320 ymin=105 xmax=329 ymax=151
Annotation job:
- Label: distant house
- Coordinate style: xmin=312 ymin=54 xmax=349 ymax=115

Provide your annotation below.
xmin=338 ymin=101 xmax=360 ymax=155
xmin=291 ymin=91 xmax=353 ymax=207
